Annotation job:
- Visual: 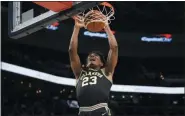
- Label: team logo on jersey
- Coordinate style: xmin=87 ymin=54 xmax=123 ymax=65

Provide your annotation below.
xmin=80 ymin=71 xmax=103 ymax=80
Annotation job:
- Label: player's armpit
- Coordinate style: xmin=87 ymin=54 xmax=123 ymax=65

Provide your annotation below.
xmin=68 ymin=50 xmax=82 ymax=79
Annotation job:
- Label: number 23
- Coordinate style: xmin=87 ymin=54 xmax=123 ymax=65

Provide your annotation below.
xmin=82 ymin=76 xmax=97 ymax=87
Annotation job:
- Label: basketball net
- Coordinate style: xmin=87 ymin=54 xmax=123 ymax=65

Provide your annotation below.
xmin=74 ymin=2 xmax=115 ymax=29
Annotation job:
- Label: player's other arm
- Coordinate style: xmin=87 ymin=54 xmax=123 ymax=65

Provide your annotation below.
xmin=68 ymin=19 xmax=83 ymax=79
xmin=104 ymin=25 xmax=118 ymax=76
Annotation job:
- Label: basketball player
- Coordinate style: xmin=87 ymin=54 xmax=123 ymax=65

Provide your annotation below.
xmin=68 ymin=19 xmax=118 ymax=116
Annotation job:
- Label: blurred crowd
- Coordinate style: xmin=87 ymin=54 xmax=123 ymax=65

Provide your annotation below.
xmin=2 ymin=71 xmax=184 ymax=116
xmin=2 ymin=94 xmax=184 ymax=116
xmin=2 ymin=43 xmax=184 ymax=87
xmin=3 ymin=96 xmax=76 ymax=116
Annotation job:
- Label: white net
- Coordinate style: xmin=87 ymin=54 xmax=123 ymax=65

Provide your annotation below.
xmin=75 ymin=2 xmax=115 ymax=28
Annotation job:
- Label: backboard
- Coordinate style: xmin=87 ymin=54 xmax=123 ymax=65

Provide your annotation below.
xmin=8 ymin=1 xmax=102 ymax=39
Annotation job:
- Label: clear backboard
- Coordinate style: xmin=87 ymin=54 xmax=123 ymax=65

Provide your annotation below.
xmin=8 ymin=1 xmax=101 ymax=39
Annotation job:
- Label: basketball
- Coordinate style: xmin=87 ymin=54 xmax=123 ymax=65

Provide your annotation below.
xmin=84 ymin=10 xmax=107 ymax=32
xmin=86 ymin=21 xmax=105 ymax=32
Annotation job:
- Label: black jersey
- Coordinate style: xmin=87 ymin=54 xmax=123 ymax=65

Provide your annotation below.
xmin=76 ymin=68 xmax=112 ymax=107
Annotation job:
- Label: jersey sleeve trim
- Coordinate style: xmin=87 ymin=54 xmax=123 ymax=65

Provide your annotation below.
xmin=101 ymin=68 xmax=113 ymax=84
xmin=75 ymin=69 xmax=85 ymax=88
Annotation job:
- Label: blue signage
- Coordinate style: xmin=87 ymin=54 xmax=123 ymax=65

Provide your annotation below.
xmin=84 ymin=31 xmax=108 ymax=39
xmin=141 ymin=34 xmax=172 ymax=43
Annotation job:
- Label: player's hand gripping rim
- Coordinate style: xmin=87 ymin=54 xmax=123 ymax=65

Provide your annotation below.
xmin=73 ymin=16 xmax=84 ymax=28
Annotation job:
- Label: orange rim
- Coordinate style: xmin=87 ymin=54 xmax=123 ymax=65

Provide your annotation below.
xmin=100 ymin=2 xmax=114 ymax=11
xmin=73 ymin=2 xmax=114 ymax=20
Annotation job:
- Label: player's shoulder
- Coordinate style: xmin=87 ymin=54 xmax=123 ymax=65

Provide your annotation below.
xmin=100 ymin=68 xmax=109 ymax=77
xmin=100 ymin=68 xmax=105 ymax=72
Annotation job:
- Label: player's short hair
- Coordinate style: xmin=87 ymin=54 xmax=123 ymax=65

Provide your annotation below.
xmin=87 ymin=51 xmax=106 ymax=68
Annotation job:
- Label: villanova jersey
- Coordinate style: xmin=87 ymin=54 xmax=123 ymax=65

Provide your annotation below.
xmin=76 ymin=68 xmax=112 ymax=107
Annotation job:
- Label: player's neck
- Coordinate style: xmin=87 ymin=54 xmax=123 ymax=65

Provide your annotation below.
xmin=88 ymin=66 xmax=100 ymax=70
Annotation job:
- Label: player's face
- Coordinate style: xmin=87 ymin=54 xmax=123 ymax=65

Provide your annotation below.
xmin=87 ymin=53 xmax=103 ymax=68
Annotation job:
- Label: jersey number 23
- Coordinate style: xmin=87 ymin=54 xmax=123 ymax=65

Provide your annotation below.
xmin=82 ymin=76 xmax=97 ymax=87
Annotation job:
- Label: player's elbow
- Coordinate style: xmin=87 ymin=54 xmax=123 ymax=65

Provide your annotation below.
xmin=68 ymin=48 xmax=75 ymax=56
xmin=68 ymin=48 xmax=75 ymax=55
xmin=68 ymin=45 xmax=75 ymax=52
xmin=110 ymin=44 xmax=118 ymax=50
xmin=68 ymin=47 xmax=78 ymax=56
xmin=68 ymin=41 xmax=77 ymax=52
xmin=68 ymin=47 xmax=73 ymax=52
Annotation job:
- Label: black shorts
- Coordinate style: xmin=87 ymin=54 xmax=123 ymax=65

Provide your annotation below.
xmin=78 ymin=107 xmax=111 ymax=116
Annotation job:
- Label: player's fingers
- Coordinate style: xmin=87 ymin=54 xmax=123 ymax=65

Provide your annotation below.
xmin=72 ymin=16 xmax=80 ymax=23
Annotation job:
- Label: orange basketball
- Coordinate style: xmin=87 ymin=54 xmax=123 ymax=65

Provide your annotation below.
xmin=86 ymin=21 xmax=105 ymax=32
xmin=84 ymin=10 xmax=106 ymax=32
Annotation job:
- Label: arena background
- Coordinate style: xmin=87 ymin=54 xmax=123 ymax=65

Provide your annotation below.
xmin=1 ymin=1 xmax=185 ymax=116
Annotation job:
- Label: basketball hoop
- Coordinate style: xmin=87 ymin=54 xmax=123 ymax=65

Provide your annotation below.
xmin=73 ymin=2 xmax=115 ymax=32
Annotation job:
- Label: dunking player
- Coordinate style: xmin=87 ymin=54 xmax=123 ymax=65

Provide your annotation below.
xmin=68 ymin=19 xmax=118 ymax=116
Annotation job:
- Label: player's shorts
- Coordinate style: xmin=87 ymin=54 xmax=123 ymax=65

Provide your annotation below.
xmin=78 ymin=103 xmax=111 ymax=116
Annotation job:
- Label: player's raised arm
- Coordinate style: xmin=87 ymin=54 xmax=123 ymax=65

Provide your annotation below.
xmin=104 ymin=24 xmax=118 ymax=76
xmin=68 ymin=19 xmax=84 ymax=79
